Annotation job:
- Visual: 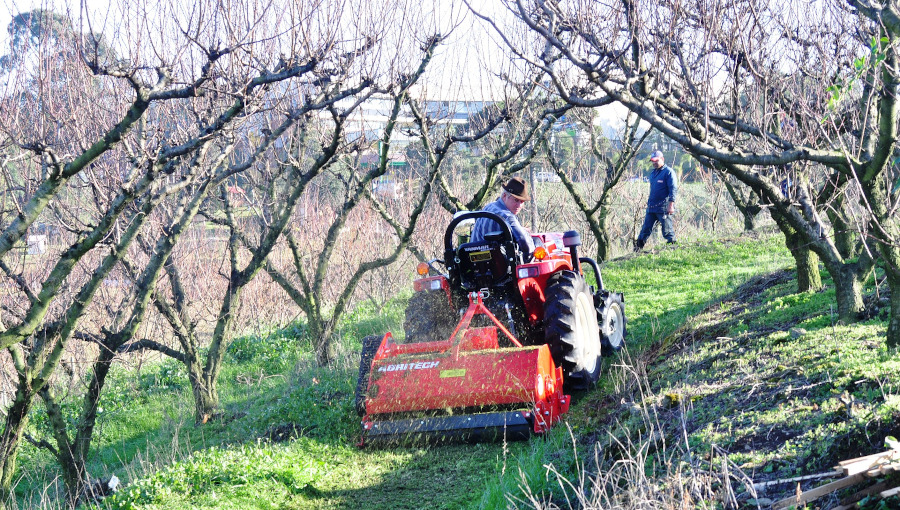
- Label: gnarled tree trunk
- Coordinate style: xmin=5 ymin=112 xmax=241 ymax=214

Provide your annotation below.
xmin=0 ymin=377 xmax=32 ymax=507
xmin=770 ymin=208 xmax=822 ymax=293
xmin=785 ymin=230 xmax=822 ymax=293
xmin=886 ymin=269 xmax=900 ymax=348
xmin=834 ymin=265 xmax=866 ymax=323
xmin=721 ymin=172 xmax=761 ymax=233
xmin=188 ymin=366 xmax=220 ymax=424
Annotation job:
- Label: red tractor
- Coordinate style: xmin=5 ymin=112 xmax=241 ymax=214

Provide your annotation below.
xmin=355 ymin=211 xmax=626 ymax=443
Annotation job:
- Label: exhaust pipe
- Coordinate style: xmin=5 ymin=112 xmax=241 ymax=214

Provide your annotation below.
xmin=563 ymin=230 xmax=581 ymax=274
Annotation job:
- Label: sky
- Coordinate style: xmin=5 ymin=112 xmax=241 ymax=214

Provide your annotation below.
xmin=0 ymin=0 xmax=513 ymax=100
xmin=0 ymin=0 xmax=628 ymax=126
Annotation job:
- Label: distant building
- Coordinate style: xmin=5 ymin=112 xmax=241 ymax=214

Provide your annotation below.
xmin=26 ymin=234 xmax=46 ymax=255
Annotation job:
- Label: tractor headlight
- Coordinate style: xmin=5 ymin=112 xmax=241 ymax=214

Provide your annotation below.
xmin=430 ymin=279 xmax=442 ymax=290
xmin=518 ymin=267 xmax=538 ymax=279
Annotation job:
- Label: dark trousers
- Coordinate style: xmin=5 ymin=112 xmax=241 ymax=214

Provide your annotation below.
xmin=636 ymin=211 xmax=675 ymax=247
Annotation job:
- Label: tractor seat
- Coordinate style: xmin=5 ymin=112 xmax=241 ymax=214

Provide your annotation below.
xmin=456 ymin=238 xmax=513 ymax=290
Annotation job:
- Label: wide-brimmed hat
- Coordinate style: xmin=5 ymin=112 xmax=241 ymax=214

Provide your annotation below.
xmin=503 ymin=177 xmax=531 ymax=201
xmin=649 ymin=150 xmax=664 ymax=162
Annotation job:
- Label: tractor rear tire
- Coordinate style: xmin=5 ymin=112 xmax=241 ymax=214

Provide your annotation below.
xmin=355 ymin=335 xmax=382 ymax=417
xmin=598 ymin=292 xmax=626 ymax=356
xmin=403 ymin=290 xmax=457 ymax=343
xmin=544 ymin=270 xmax=602 ymax=390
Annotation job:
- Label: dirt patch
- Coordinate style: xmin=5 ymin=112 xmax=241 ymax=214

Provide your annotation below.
xmin=730 ymin=428 xmax=797 ymax=453
xmin=732 ymin=269 xmax=794 ymax=304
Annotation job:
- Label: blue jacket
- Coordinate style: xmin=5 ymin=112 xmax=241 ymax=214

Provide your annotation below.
xmin=647 ymin=165 xmax=678 ymax=212
xmin=470 ymin=199 xmax=535 ymax=258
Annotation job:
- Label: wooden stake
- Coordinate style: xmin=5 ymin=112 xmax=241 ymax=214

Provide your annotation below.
xmin=752 ymin=470 xmax=841 ymax=491
xmin=772 ymin=473 xmax=867 ymax=510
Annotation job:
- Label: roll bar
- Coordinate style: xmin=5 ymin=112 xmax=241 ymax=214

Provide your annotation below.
xmin=444 ymin=211 xmax=514 ymax=252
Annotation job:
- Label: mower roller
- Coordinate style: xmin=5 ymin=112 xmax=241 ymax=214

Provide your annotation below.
xmin=356 ymin=211 xmax=626 ymax=445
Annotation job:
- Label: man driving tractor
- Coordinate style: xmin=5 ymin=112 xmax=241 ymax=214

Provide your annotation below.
xmin=469 ymin=177 xmax=535 ymax=260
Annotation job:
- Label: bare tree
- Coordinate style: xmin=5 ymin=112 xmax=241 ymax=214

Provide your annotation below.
xmin=433 ymin=91 xmax=569 ymax=214
xmin=0 ymin=0 xmax=380 ymax=504
xmin=263 ymin=37 xmax=442 ymax=367
xmin=545 ymin=108 xmax=649 ymax=261
xmin=486 ymin=0 xmax=898 ymax=339
xmin=152 ymin=97 xmax=364 ymax=422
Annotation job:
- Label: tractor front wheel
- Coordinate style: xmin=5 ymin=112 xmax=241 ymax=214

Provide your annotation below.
xmin=544 ymin=270 xmax=602 ymax=390
xmin=598 ymin=292 xmax=626 ymax=356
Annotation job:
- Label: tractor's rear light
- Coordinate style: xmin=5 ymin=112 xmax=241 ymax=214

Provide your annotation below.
xmin=533 ymin=246 xmax=548 ymax=260
xmin=518 ymin=267 xmax=538 ymax=279
xmin=535 ymin=374 xmax=546 ymax=399
xmin=413 ymin=276 xmax=447 ymax=292
xmin=416 ymin=262 xmax=429 ymax=275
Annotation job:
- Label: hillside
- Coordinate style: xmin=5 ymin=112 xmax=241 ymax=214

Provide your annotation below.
xmin=15 ymin=233 xmax=900 ymax=509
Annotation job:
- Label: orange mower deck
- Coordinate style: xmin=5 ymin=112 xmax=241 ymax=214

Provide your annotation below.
xmin=360 ymin=293 xmax=570 ymax=444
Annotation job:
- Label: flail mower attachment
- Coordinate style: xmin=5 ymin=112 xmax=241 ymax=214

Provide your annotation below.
xmin=358 ymin=292 xmax=570 ymax=445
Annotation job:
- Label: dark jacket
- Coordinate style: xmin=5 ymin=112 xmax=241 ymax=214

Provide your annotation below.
xmin=646 ymin=165 xmax=678 ymax=212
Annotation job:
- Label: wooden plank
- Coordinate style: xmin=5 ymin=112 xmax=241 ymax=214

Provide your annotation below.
xmin=773 ymin=473 xmax=867 ymax=510
xmin=838 ymin=449 xmax=899 ymax=467
xmin=846 ymin=462 xmax=877 ymax=476
xmin=845 ymin=456 xmax=898 ymax=476
xmin=860 ymin=462 xmax=899 ymax=478
xmin=879 ymin=485 xmax=900 ymax=498
xmin=838 ymin=450 xmax=900 ymax=475
xmin=838 ymin=451 xmax=892 ymax=467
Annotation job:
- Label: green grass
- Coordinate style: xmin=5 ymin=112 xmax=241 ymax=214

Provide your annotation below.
xmin=602 ymin=236 xmax=791 ymax=347
xmin=655 ymin=296 xmax=900 ymax=477
xmin=16 ymin=232 xmax=900 ymax=509
xmin=536 ymin=241 xmax=900 ymax=506
xmin=477 ymin=234 xmax=800 ymax=506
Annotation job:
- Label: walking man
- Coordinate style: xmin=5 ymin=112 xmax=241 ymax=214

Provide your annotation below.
xmin=635 ymin=150 xmax=678 ymax=251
